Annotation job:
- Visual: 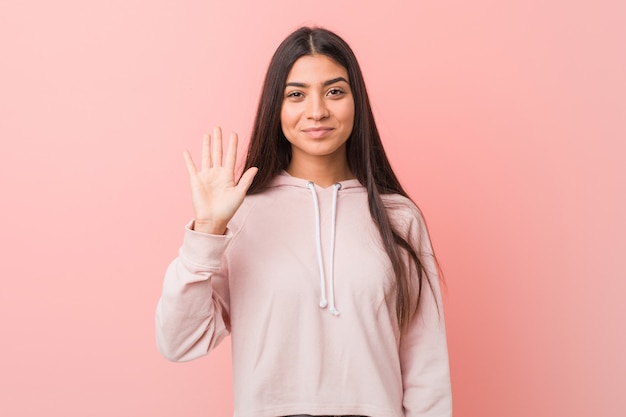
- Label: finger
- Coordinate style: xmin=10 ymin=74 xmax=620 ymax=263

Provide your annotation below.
xmin=236 ymin=167 xmax=258 ymax=193
xmin=224 ymin=131 xmax=238 ymax=173
xmin=183 ymin=149 xmax=198 ymax=176
xmin=201 ymin=133 xmax=211 ymax=170
xmin=211 ymin=126 xmax=223 ymax=167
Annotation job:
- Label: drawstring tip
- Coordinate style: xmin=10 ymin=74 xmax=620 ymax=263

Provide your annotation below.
xmin=330 ymin=307 xmax=340 ymax=316
xmin=319 ymin=300 xmax=328 ymax=308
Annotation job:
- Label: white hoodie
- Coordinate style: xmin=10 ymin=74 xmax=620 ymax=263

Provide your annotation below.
xmin=156 ymin=171 xmax=452 ymax=417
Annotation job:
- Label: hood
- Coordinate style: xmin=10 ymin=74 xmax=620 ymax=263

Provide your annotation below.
xmin=267 ymin=170 xmax=363 ymax=191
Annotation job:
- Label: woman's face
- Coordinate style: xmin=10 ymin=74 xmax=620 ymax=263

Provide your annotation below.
xmin=280 ymin=54 xmax=355 ymax=167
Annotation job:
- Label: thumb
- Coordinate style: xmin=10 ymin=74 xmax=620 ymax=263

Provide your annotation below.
xmin=236 ymin=167 xmax=258 ymax=193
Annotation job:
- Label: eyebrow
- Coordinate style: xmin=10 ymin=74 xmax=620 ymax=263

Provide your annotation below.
xmin=285 ymin=77 xmax=349 ymax=88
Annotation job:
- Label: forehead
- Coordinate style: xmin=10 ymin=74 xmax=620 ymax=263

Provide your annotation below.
xmin=286 ymin=55 xmax=349 ymax=82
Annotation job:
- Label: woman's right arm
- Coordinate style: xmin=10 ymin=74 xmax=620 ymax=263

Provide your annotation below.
xmin=155 ymin=127 xmax=257 ymax=361
xmin=155 ymin=226 xmax=232 ymax=361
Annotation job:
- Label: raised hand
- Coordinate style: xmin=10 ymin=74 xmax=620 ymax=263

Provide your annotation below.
xmin=183 ymin=127 xmax=258 ymax=235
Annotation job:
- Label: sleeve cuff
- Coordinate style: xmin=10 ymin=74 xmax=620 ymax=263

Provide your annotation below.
xmin=179 ymin=220 xmax=233 ymax=269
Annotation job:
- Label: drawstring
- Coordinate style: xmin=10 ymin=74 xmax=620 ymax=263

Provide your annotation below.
xmin=307 ymin=181 xmax=327 ymax=309
xmin=328 ymin=183 xmax=341 ymax=316
xmin=306 ymin=181 xmax=341 ymax=316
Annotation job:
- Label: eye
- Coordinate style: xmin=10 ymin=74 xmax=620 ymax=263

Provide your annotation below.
xmin=286 ymin=91 xmax=304 ymax=98
xmin=327 ymin=88 xmax=345 ymax=97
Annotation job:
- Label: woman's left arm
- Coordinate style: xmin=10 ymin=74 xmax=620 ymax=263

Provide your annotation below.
xmin=399 ymin=209 xmax=453 ymax=417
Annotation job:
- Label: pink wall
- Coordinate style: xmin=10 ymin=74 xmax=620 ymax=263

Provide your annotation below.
xmin=1 ymin=0 xmax=624 ymax=416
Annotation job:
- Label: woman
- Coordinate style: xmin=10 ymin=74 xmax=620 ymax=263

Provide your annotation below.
xmin=156 ymin=27 xmax=452 ymax=417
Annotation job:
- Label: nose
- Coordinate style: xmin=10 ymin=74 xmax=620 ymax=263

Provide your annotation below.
xmin=307 ymin=95 xmax=329 ymax=121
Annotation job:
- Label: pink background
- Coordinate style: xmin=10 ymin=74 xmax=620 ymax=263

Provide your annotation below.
xmin=1 ymin=0 xmax=624 ymax=416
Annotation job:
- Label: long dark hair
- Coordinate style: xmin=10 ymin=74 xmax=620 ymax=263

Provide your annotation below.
xmin=244 ymin=27 xmax=438 ymax=331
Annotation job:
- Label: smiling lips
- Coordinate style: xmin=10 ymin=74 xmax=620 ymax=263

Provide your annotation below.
xmin=302 ymin=127 xmax=334 ymax=139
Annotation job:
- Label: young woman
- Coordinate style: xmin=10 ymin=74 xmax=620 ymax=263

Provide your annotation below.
xmin=156 ymin=27 xmax=452 ymax=417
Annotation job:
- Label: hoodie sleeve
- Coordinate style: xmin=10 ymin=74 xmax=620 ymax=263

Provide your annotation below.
xmin=155 ymin=223 xmax=232 ymax=362
xmin=399 ymin=208 xmax=453 ymax=417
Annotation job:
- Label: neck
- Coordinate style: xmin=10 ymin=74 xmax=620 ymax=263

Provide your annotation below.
xmin=286 ymin=154 xmax=353 ymax=188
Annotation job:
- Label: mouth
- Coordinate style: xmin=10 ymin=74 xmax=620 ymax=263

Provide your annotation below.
xmin=302 ymin=127 xmax=334 ymax=139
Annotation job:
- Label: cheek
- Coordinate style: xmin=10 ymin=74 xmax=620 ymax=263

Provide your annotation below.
xmin=339 ymin=101 xmax=355 ymax=128
xmin=280 ymin=107 xmax=299 ymax=142
xmin=280 ymin=106 xmax=298 ymax=129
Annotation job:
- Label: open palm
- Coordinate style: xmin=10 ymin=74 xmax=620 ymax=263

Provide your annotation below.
xmin=183 ymin=127 xmax=257 ymax=235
